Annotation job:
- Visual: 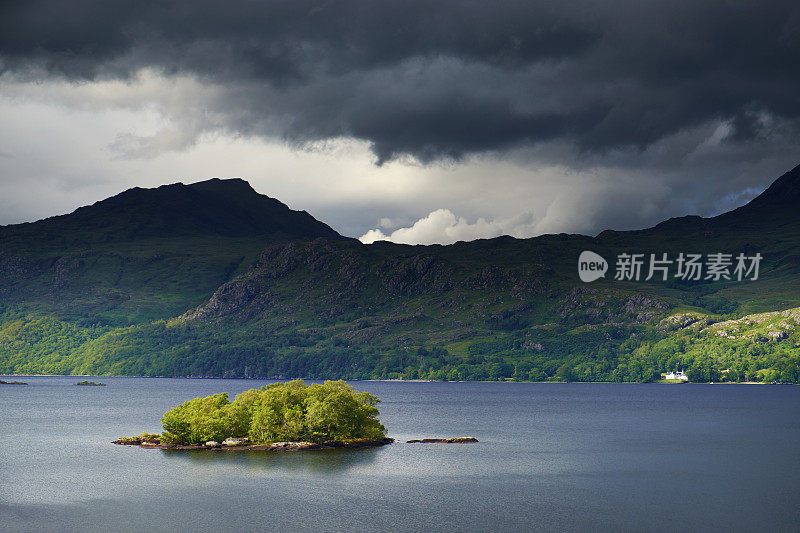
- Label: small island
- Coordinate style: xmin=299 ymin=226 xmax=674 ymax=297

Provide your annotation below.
xmin=76 ymin=380 xmax=107 ymax=386
xmin=115 ymin=380 xmax=391 ymax=451
xmin=0 ymin=379 xmax=28 ymax=385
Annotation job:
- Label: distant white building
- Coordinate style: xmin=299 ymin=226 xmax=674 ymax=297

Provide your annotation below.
xmin=665 ymin=370 xmax=688 ymax=381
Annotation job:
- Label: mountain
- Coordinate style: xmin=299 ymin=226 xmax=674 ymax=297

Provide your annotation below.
xmin=0 ymin=178 xmax=347 ymax=324
xmin=1 ymin=166 xmax=800 ymax=382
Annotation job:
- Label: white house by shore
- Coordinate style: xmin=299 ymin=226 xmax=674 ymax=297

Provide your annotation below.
xmin=665 ymin=371 xmax=688 ymax=381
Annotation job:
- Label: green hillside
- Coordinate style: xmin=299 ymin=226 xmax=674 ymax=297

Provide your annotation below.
xmin=2 ymin=165 xmax=800 ymax=382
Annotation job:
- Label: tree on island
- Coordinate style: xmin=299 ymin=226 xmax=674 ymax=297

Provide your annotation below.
xmin=161 ymin=380 xmax=386 ymax=445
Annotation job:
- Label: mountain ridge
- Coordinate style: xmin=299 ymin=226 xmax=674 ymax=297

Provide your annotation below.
xmin=1 ymin=164 xmax=800 ymax=382
xmin=3 ymin=162 xmax=798 ymax=247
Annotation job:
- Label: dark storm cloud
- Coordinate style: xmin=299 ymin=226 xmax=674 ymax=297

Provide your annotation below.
xmin=1 ymin=0 xmax=799 ymax=163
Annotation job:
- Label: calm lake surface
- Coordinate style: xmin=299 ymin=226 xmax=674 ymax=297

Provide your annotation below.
xmin=1 ymin=377 xmax=799 ymax=532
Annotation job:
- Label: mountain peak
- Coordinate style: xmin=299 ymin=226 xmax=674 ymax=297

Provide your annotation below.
xmin=726 ymin=162 xmax=800 ymax=218
xmin=0 ymin=178 xmax=346 ymax=246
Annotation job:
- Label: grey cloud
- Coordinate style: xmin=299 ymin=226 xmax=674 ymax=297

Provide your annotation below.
xmin=2 ymin=0 xmax=799 ymax=164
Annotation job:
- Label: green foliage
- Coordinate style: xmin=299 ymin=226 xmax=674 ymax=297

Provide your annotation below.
xmin=5 ymin=304 xmax=800 ymax=383
xmin=245 ymin=380 xmax=310 ymax=442
xmin=686 ymin=360 xmax=723 ymax=383
xmin=161 ymin=393 xmax=248 ymax=445
xmin=138 ymin=432 xmax=162 ymax=444
xmin=303 ymin=381 xmax=385 ymax=442
xmin=161 ymin=380 xmax=385 ymax=445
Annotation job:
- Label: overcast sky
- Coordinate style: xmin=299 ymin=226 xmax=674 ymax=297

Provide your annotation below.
xmin=1 ymin=0 xmax=799 ymax=244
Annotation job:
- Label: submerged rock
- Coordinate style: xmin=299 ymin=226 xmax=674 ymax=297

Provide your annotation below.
xmin=407 ymin=437 xmax=478 ymax=443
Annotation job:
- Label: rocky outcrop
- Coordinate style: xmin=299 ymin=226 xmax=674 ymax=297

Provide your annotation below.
xmin=113 ymin=433 xmax=161 ymax=445
xmin=658 ymin=313 xmax=704 ymax=331
xmin=406 ymin=437 xmax=478 ymax=443
xmin=556 ymin=287 xmax=670 ymax=325
xmin=378 ymin=254 xmax=455 ymax=296
xmin=768 ymin=330 xmax=788 ymax=341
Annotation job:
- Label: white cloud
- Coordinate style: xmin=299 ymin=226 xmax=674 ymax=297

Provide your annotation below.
xmin=359 ymin=229 xmax=390 ymax=244
xmin=359 ymin=209 xmax=539 ymax=245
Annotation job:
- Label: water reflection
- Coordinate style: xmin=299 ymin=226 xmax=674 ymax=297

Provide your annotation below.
xmin=159 ymin=446 xmax=383 ymax=474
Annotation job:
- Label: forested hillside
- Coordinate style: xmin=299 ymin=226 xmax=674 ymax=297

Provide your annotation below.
xmin=2 ymin=165 xmax=800 ymax=382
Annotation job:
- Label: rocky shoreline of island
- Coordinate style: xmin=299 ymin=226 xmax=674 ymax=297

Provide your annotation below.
xmin=113 ymin=434 xmax=395 ymax=451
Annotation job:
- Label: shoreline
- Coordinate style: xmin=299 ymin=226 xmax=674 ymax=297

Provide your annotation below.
xmin=114 ymin=437 xmax=394 ymax=452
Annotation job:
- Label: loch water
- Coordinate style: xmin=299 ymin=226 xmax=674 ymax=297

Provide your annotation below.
xmin=1 ymin=376 xmax=799 ymax=532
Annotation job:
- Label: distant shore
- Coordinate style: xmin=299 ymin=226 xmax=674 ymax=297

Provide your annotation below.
xmin=1 ymin=374 xmax=780 ymax=384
